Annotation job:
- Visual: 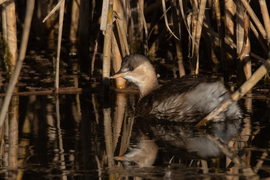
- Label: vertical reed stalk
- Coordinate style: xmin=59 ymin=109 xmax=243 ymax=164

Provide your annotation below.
xmin=112 ymin=33 xmax=126 ymax=89
xmin=169 ymin=0 xmax=185 ymax=77
xmin=243 ymin=15 xmax=251 ymax=82
xmin=91 ymin=31 xmax=100 ymax=76
xmin=103 ymin=0 xmax=114 ymax=90
xmin=138 ymin=0 xmax=144 ymax=53
xmin=55 ymin=0 xmax=65 ymax=93
xmin=224 ymin=0 xmax=236 ymax=64
xmin=237 ymin=2 xmax=251 ymax=86
xmin=189 ymin=0 xmax=198 ymax=73
xmin=0 ymin=0 xmax=34 ymax=128
xmin=192 ymin=0 xmax=207 ymax=75
xmin=130 ymin=0 xmax=144 ymax=53
xmin=112 ymin=0 xmax=127 ymax=89
xmin=69 ymin=0 xmax=80 ymax=53
xmin=236 ymin=0 xmax=245 ymax=86
xmin=116 ymin=18 xmax=130 ymax=55
xmin=2 ymin=0 xmax=17 ymax=77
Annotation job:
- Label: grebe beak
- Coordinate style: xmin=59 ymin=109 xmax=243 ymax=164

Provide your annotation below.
xmin=110 ymin=72 xmax=126 ymax=79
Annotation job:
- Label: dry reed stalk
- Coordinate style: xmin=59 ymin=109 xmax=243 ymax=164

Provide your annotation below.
xmin=69 ymin=0 xmax=80 ymax=53
xmin=103 ymin=0 xmax=114 ymax=91
xmin=129 ymin=0 xmax=144 ymax=54
xmin=162 ymin=0 xmax=180 ymax=40
xmin=213 ymin=0 xmax=228 ymax=79
xmin=169 ymin=0 xmax=185 ymax=77
xmin=242 ymin=15 xmax=252 ymax=82
xmin=237 ymin=13 xmax=252 ymax=86
xmin=224 ymin=0 xmax=236 ymax=63
xmin=196 ymin=59 xmax=270 ymax=127
xmin=138 ymin=0 xmax=145 ymax=47
xmin=189 ymin=0 xmax=198 ymax=73
xmin=203 ymin=10 xmax=219 ymax=66
xmin=236 ymin=0 xmax=244 ymax=55
xmin=112 ymin=0 xmax=127 ymax=89
xmin=192 ymin=0 xmax=207 ymax=75
xmin=100 ymin=0 xmax=109 ymax=31
xmin=43 ymin=0 xmax=65 ymax=92
xmin=258 ymin=0 xmax=270 ymax=45
xmin=203 ymin=24 xmax=267 ymax=62
xmin=138 ymin=1 xmax=149 ymax=56
xmin=116 ymin=17 xmax=130 ymax=55
xmin=240 ymin=0 xmax=267 ymax=39
xmin=55 ymin=0 xmax=65 ymax=93
xmin=112 ymin=33 xmax=126 ymax=89
xmin=0 ymin=0 xmax=34 ymax=128
xmin=91 ymin=30 xmax=100 ymax=76
xmin=114 ymin=0 xmax=128 ymax=56
xmin=42 ymin=0 xmax=64 ymax=23
xmin=3 ymin=1 xmax=17 ymax=76
xmin=179 ymin=0 xmax=195 ymax=42
xmin=2 ymin=3 xmax=7 ymax=48
xmin=236 ymin=0 xmax=246 ymax=85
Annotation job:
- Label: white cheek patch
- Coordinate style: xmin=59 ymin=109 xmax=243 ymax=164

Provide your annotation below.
xmin=124 ymin=75 xmax=140 ymax=84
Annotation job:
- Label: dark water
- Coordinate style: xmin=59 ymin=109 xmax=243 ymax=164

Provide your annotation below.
xmin=1 ymin=91 xmax=270 ymax=180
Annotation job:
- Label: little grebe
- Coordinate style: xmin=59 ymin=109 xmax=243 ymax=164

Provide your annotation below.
xmin=111 ymin=54 xmax=242 ymax=122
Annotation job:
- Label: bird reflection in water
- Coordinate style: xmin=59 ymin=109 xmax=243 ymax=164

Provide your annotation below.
xmin=113 ymin=135 xmax=158 ymax=167
xmin=113 ymin=118 xmax=242 ymax=167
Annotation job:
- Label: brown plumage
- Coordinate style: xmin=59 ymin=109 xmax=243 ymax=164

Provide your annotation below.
xmin=111 ymin=54 xmax=242 ymax=123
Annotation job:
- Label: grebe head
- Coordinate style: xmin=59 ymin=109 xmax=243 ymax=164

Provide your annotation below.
xmin=111 ymin=54 xmax=159 ymax=98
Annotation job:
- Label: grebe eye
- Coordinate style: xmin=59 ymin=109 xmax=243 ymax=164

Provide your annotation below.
xmin=129 ymin=67 xmax=134 ymax=71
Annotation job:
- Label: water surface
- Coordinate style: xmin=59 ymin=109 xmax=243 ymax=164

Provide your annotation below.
xmin=1 ymin=91 xmax=270 ymax=179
